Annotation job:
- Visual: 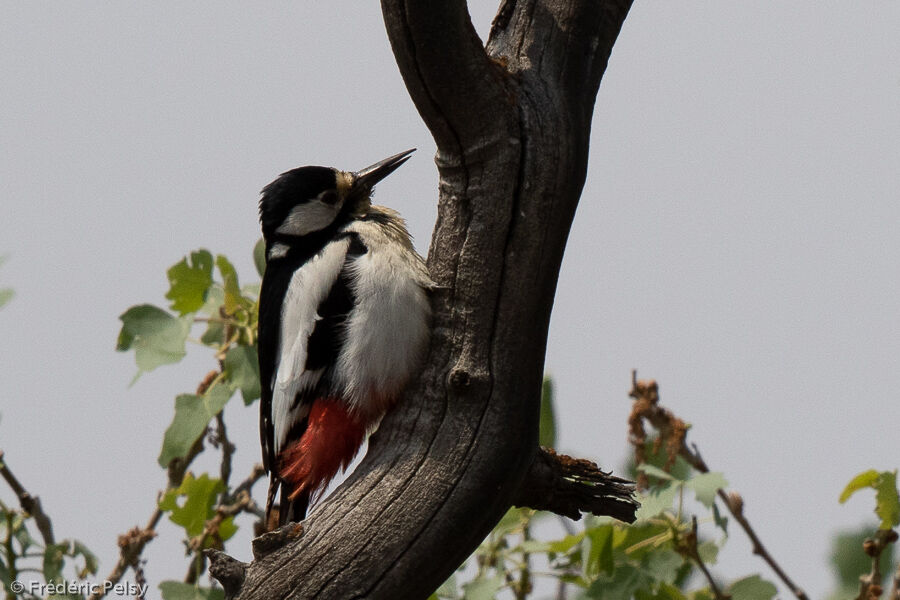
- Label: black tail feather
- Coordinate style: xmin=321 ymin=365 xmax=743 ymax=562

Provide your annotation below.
xmin=265 ymin=475 xmax=310 ymax=528
xmin=265 ymin=475 xmax=310 ymax=529
xmin=278 ymin=484 xmax=310 ymax=526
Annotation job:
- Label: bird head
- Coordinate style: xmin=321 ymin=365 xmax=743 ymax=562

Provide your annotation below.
xmin=258 ymin=149 xmax=415 ymax=242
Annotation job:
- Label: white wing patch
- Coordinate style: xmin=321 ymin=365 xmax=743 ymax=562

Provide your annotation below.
xmin=272 ymin=237 xmax=350 ymax=454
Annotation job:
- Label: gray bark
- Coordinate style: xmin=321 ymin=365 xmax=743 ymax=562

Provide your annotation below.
xmin=208 ymin=1 xmax=634 ymax=598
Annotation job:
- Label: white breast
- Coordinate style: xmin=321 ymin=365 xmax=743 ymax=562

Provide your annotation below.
xmin=336 ymin=219 xmax=432 ymax=419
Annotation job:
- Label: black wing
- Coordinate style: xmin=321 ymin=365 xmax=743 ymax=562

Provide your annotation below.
xmin=258 ymin=233 xmax=368 ymax=474
xmin=258 ymin=256 xmax=296 ymax=474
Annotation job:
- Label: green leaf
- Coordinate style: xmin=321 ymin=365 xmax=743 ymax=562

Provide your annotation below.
xmin=540 ymin=375 xmax=557 ymax=448
xmin=650 ymin=582 xmax=689 ymax=600
xmin=687 ymin=589 xmax=716 ymax=600
xmin=696 ymin=541 xmax=718 ymax=565
xmin=875 ymin=471 xmax=900 ymax=529
xmin=158 ymin=380 xmax=233 ymax=467
xmin=840 ymin=469 xmax=900 ymax=529
xmin=253 ymin=238 xmax=267 ymax=277
xmin=644 ymin=550 xmax=684 ymax=584
xmin=217 ymin=516 xmax=238 ymax=543
xmin=200 ymin=320 xmax=225 ymax=347
xmin=117 ymin=305 xmax=191 ymax=373
xmin=216 ymin=255 xmax=242 ymax=314
xmin=547 ymin=532 xmax=586 ymax=554
xmin=158 ymin=473 xmax=224 ymax=537
xmin=166 ymin=250 xmax=213 ymax=315
xmin=10 ymin=513 xmax=35 ymax=552
xmin=637 ymin=464 xmax=676 ymax=482
xmin=462 ymin=575 xmax=503 ymax=600
xmin=493 ymin=507 xmax=527 ymax=537
xmin=159 ymin=581 xmax=225 ymax=600
xmin=840 ymin=469 xmax=880 ymax=503
xmin=587 ymin=565 xmax=647 ymax=599
xmin=71 ymin=540 xmax=99 ymax=578
xmin=200 ymin=285 xmax=225 ymax=316
xmin=727 ymin=575 xmax=777 ymax=600
xmin=685 ymin=472 xmax=727 ymax=508
xmin=0 ymin=559 xmax=11 ymax=587
xmin=635 ymin=483 xmax=679 ymax=521
xmin=223 ymin=345 xmax=260 ymax=404
xmin=43 ymin=542 xmax=67 ymax=582
xmin=712 ymin=501 xmax=729 ymax=535
xmin=584 ymin=525 xmax=614 ymax=577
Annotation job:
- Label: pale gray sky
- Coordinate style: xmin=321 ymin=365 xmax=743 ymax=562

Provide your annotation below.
xmin=2 ymin=2 xmax=898 ymax=598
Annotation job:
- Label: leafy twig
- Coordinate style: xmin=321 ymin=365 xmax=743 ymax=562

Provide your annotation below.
xmin=629 ymin=371 xmax=810 ymax=600
xmin=91 ymin=370 xmax=219 ymax=600
xmin=185 ymin=485 xmax=262 ymax=584
xmin=0 ymin=449 xmax=55 ymax=545
xmin=515 ymin=515 xmax=532 ymax=600
xmin=189 ymin=491 xmax=257 ymax=555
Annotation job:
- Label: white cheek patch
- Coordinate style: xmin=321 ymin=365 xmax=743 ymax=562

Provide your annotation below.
xmin=276 ymin=200 xmax=343 ymax=236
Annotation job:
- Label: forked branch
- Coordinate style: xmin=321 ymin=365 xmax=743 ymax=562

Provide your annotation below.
xmin=210 ymin=1 xmax=634 ymax=597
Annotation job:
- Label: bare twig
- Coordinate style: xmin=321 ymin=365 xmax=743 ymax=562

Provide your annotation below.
xmin=677 ymin=516 xmax=727 ymax=599
xmin=627 ymin=373 xmax=689 ymax=491
xmin=213 ymin=412 xmax=237 ymax=503
xmin=232 ymin=464 xmax=265 ymax=500
xmin=91 ymin=512 xmax=161 ymax=600
xmin=628 ymin=371 xmax=810 ymax=600
xmin=0 ymin=449 xmax=55 ymax=545
xmin=855 ymin=528 xmax=899 ymax=600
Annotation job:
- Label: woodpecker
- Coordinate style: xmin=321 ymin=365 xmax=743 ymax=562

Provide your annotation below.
xmin=257 ymin=149 xmax=432 ymax=526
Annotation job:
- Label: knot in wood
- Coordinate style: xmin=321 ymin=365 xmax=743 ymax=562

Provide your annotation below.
xmin=449 ymin=368 xmax=471 ymax=391
xmin=205 ymin=550 xmax=247 ymax=599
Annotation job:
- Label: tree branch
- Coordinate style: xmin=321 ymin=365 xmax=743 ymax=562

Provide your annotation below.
xmin=679 ymin=516 xmax=726 ymax=600
xmin=855 ymin=528 xmax=898 ymax=600
xmin=0 ymin=450 xmax=55 ymax=546
xmin=511 ymin=448 xmax=637 ymax=523
xmin=210 ymin=2 xmax=634 ymax=597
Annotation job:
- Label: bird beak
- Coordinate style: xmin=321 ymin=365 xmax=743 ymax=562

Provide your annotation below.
xmin=352 ymin=148 xmax=415 ymax=192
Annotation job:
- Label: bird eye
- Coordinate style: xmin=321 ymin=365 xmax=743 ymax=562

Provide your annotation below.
xmin=319 ymin=190 xmax=339 ymax=205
